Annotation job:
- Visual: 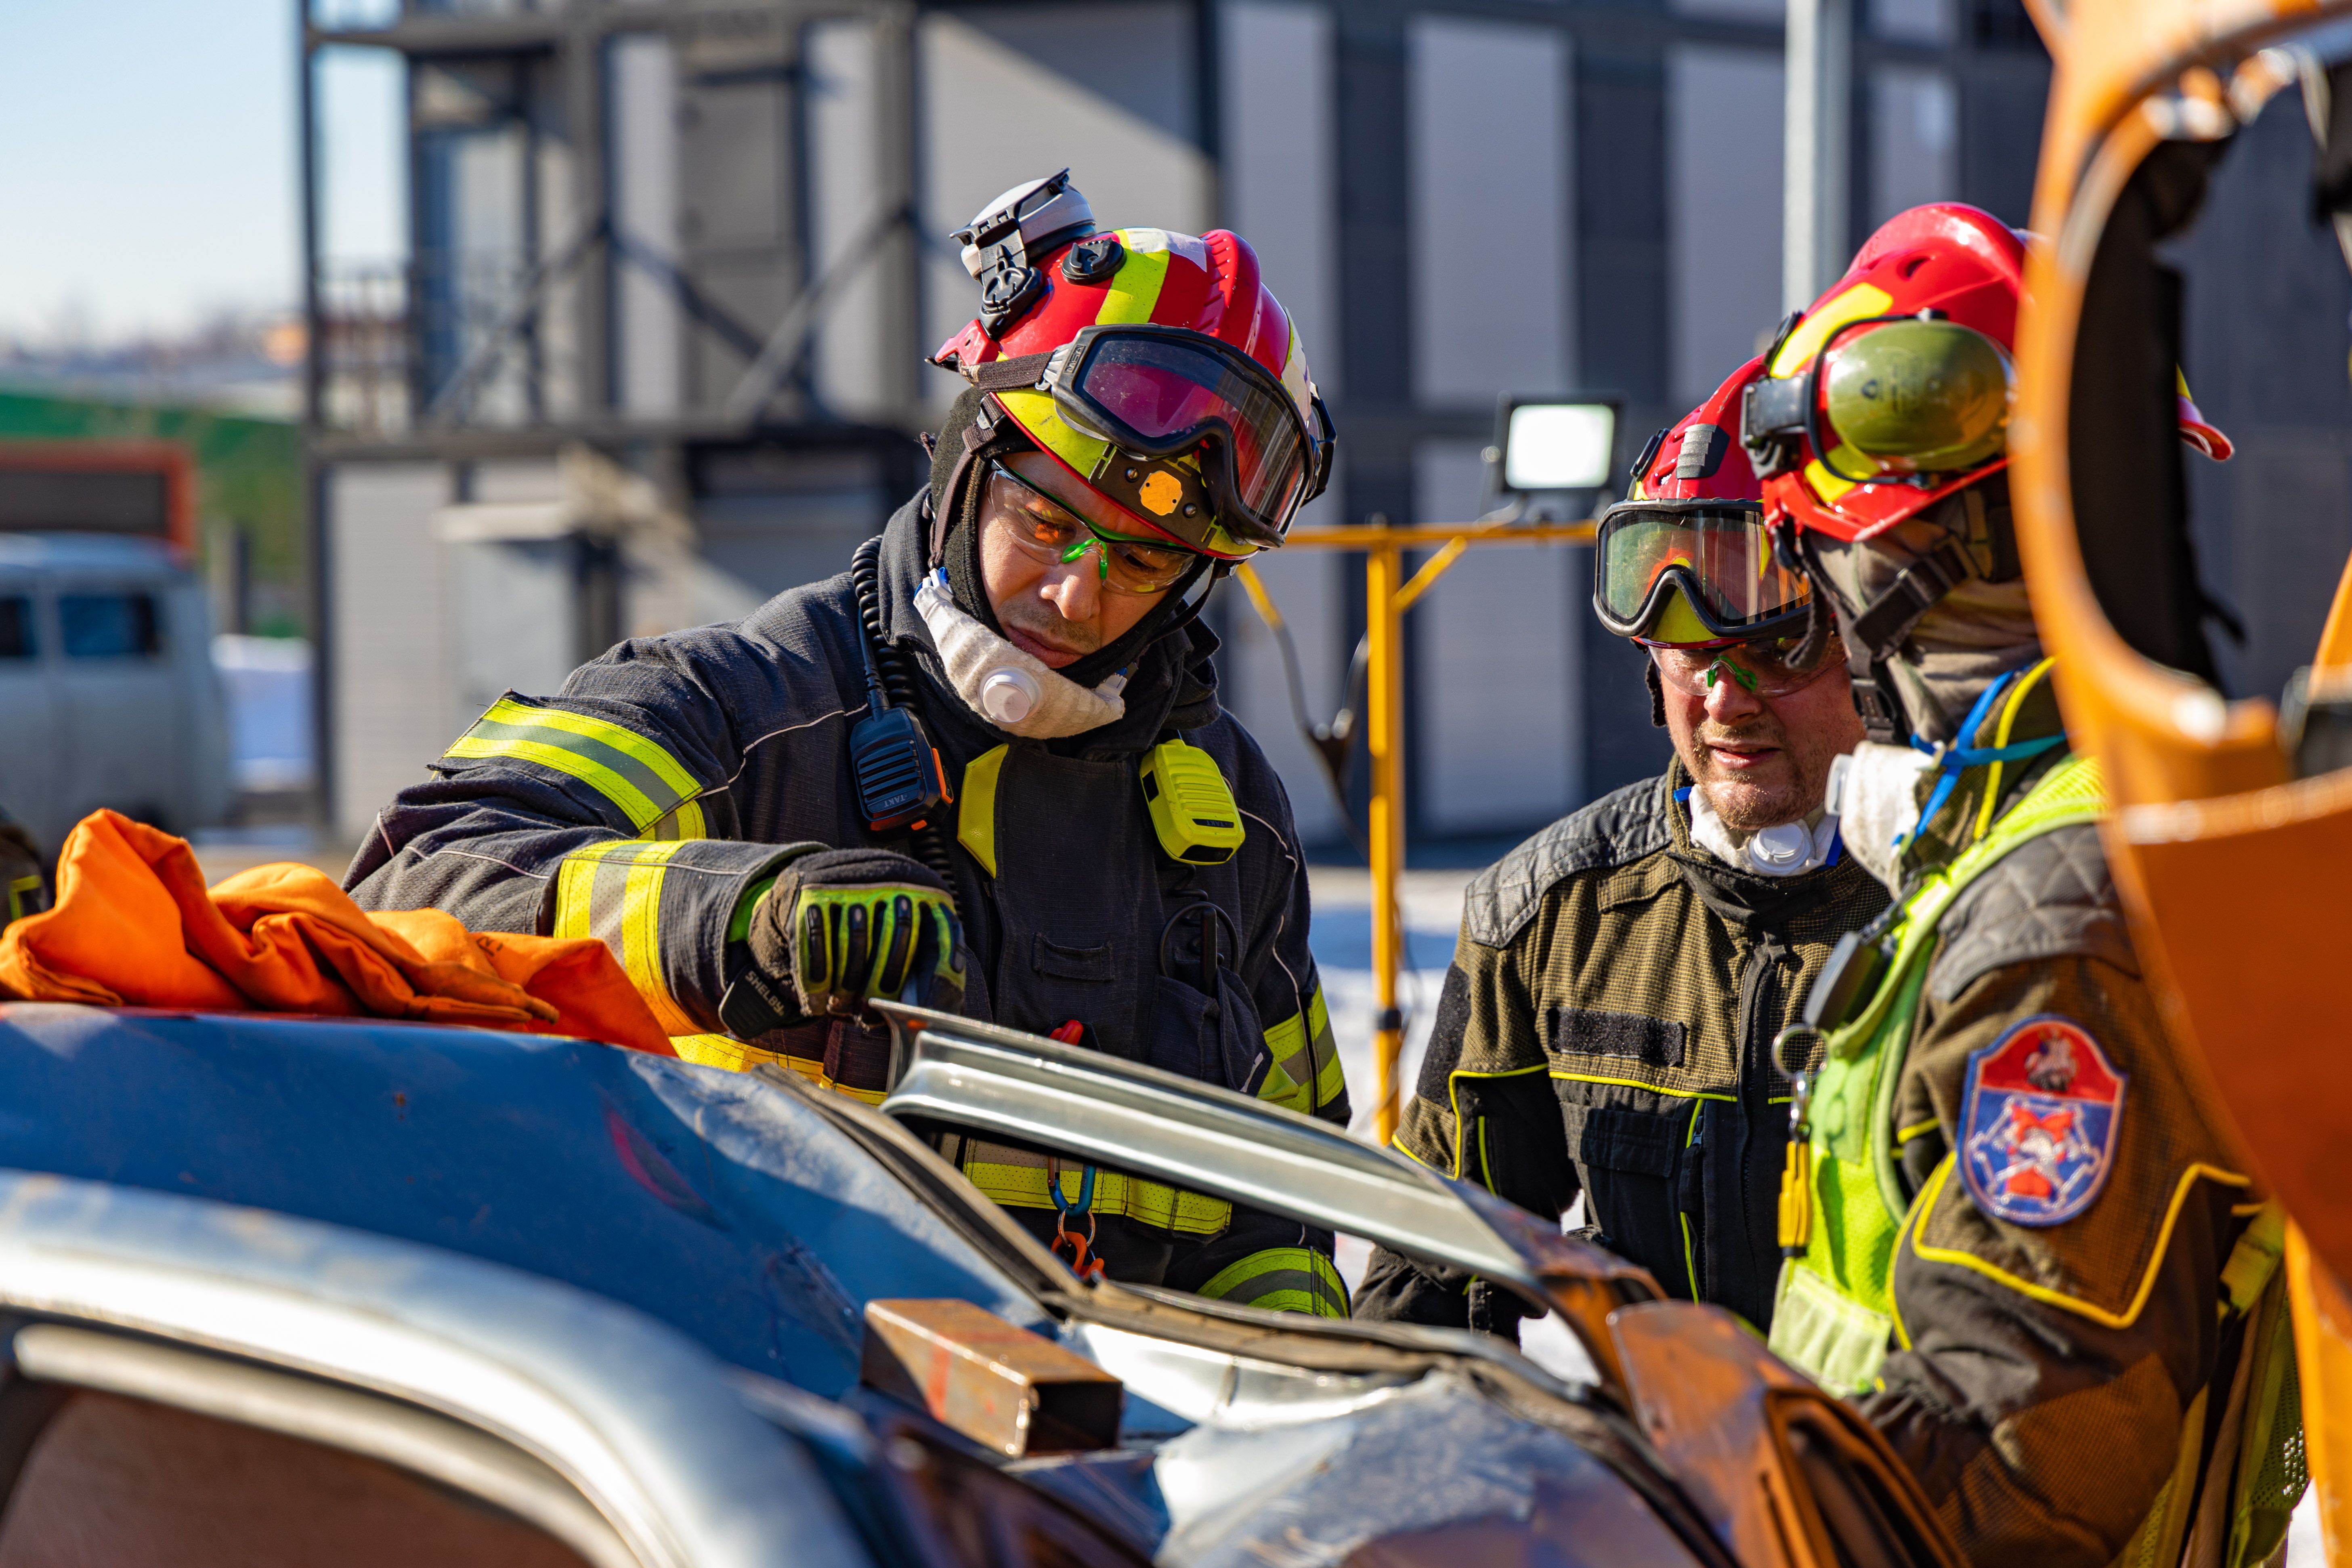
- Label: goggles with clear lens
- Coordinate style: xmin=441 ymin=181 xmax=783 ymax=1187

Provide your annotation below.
xmin=1648 ymin=637 xmax=1841 ymax=701
xmin=1741 ymin=315 xmax=2012 ymax=486
xmin=1593 ymin=499 xmax=1812 ymax=642
xmin=1043 ymin=324 xmax=1334 ymax=551
xmin=986 ymin=461 xmax=1199 ymax=595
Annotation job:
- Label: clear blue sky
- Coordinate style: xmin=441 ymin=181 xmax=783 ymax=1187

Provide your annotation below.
xmin=0 ymin=0 xmax=402 ymax=343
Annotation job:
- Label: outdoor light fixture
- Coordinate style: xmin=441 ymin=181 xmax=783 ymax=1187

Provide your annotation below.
xmin=1491 ymin=396 xmax=1620 ymax=494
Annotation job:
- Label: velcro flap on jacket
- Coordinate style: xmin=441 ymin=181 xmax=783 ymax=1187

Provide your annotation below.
xmin=1551 ymin=1006 xmax=1687 ymax=1068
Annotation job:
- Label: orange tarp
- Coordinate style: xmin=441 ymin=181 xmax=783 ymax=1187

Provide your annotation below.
xmin=0 ymin=810 xmax=671 ymax=1056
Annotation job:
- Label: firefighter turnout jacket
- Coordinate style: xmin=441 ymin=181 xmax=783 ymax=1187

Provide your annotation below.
xmin=346 ymin=497 xmax=1351 ymax=1316
xmin=1770 ymin=712 xmax=2298 ymax=1568
xmin=1356 ymin=760 xmax=1888 ymax=1333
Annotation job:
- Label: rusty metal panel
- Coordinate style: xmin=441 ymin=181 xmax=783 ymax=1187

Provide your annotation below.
xmin=860 ymin=1299 xmax=1122 ymax=1457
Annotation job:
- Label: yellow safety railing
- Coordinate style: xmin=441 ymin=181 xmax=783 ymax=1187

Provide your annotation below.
xmin=1240 ymin=520 xmax=1598 ymax=1145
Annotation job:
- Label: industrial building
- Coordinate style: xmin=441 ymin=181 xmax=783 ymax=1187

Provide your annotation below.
xmin=303 ymin=0 xmax=2056 ymax=850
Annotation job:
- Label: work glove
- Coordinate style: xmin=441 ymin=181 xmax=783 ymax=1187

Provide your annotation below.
xmin=747 ymin=847 xmax=965 ymax=1020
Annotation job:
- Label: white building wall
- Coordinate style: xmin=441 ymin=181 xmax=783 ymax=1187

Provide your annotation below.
xmin=1407 ymin=16 xmax=1579 ymax=835
xmin=1870 ymin=65 xmax=1960 ymax=230
xmin=1669 ymin=46 xmax=1786 ymax=404
xmin=916 ymin=7 xmax=1211 ymax=413
xmin=1216 ymin=0 xmax=1346 ymax=847
xmin=806 ymin=18 xmax=893 ymax=420
xmin=610 ymin=34 xmax=684 ymax=417
xmin=1408 ymin=15 xmax=1573 ymax=407
xmin=1413 ymin=441 xmax=1579 ymax=835
xmin=329 ymin=463 xmax=454 ymax=842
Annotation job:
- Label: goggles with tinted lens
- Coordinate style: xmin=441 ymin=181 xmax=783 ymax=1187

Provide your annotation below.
xmin=1043 ymin=324 xmax=1334 ymax=551
xmin=1741 ymin=315 xmax=2013 ymax=487
xmin=1592 ymin=499 xmax=1812 ymax=642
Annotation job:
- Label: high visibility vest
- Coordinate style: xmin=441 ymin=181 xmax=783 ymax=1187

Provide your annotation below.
xmin=1768 ymin=755 xmax=2304 ymax=1568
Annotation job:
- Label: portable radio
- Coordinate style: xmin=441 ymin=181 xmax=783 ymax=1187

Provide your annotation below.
xmin=1139 ymin=739 xmax=1246 ymax=865
xmin=850 ymin=704 xmax=950 ymax=832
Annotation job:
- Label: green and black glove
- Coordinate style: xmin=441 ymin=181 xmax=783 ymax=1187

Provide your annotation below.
xmin=747 ymin=847 xmax=965 ymax=1020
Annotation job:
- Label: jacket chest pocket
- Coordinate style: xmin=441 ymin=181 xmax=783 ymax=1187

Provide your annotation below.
xmin=1147 ymin=966 xmax=1267 ymax=1097
xmin=1559 ymin=1090 xmax=1707 ymax=1301
xmin=1032 ymin=934 xmax=1116 ymax=984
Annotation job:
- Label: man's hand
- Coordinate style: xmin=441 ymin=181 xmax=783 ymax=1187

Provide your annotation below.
xmin=748 ymin=847 xmax=965 ymax=1018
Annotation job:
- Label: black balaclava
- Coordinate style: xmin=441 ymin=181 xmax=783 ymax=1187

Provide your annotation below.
xmin=926 ymin=387 xmax=1213 ymax=690
xmin=1800 ymin=481 xmax=2041 ymax=745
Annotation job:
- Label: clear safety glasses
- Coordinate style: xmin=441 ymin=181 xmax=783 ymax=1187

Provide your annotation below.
xmin=1046 ymin=324 xmax=1334 ymax=550
xmin=986 ymin=461 xmax=1198 ymax=595
xmin=1592 ymin=500 xmax=1813 ymax=641
xmin=1648 ymin=636 xmax=1842 ymax=701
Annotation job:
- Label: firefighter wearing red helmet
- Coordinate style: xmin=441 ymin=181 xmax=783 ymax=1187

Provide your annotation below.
xmin=1357 ymin=359 xmax=1890 ymax=1339
xmin=347 ymin=173 xmax=1353 ymax=1316
xmin=1748 ymin=204 xmax=2289 ymax=1567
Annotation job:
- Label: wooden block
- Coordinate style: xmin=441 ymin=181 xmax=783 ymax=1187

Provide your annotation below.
xmin=860 ymin=1299 xmax=1124 ymax=1457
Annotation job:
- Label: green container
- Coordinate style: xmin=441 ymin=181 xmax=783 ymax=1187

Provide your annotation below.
xmin=1823 ymin=319 xmax=2011 ymax=475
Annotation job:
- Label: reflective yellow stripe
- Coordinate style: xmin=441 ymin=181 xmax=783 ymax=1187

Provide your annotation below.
xmin=1096 ymin=231 xmax=1172 ymax=324
xmin=959 ymin=1142 xmax=1232 ymax=1235
xmin=667 ymin=1033 xmax=884 ymax=1103
xmin=1447 ymin=1062 xmax=1551 ymax=1181
xmin=1259 ymin=984 xmax=1339 ymax=1115
xmin=1198 ymin=1246 xmax=1350 ymax=1318
xmin=554 ymin=839 xmax=698 ymax=1035
xmin=1769 ymin=281 xmax=1895 ymax=376
xmin=1902 ymin=1154 xmax=2251 ymax=1333
xmin=957 ymin=744 xmax=1008 ymax=876
xmin=1549 ymin=1070 xmax=1735 ymax=1102
xmin=1678 ymin=1101 xmax=1704 ymax=1298
xmin=639 ymin=799 xmax=707 ymax=841
xmin=446 ymin=697 xmax=703 ymax=833
xmin=1895 ymin=1117 xmax=1942 ymax=1145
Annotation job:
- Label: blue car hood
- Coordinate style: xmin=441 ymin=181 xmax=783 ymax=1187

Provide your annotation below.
xmin=0 ymin=1002 xmax=1043 ymax=1396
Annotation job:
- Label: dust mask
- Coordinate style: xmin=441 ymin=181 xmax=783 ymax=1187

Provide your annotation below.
xmin=1823 ymin=744 xmax=1935 ymax=893
xmin=913 ymin=573 xmax=1128 ymax=739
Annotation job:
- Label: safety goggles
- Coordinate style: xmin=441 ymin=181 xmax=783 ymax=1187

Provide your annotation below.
xmin=1648 ymin=636 xmax=1842 ymax=701
xmin=1593 ymin=499 xmax=1812 ymax=642
xmin=1042 ymin=324 xmax=1334 ymax=551
xmin=986 ymin=460 xmax=1199 ymax=595
xmin=1741 ymin=316 xmax=2012 ymax=487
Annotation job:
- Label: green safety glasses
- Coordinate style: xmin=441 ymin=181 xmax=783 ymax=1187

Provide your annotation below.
xmin=986 ymin=460 xmax=1200 ymax=595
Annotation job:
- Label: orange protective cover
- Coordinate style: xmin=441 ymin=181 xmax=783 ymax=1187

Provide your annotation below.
xmin=0 ymin=810 xmax=672 ymax=1056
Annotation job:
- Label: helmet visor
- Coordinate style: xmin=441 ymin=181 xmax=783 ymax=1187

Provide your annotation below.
xmin=1053 ymin=325 xmax=1319 ymax=546
xmin=1594 ymin=502 xmax=1811 ymax=640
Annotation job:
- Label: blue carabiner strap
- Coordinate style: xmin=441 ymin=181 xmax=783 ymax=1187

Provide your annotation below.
xmin=1051 ymin=1161 xmax=1098 ymax=1217
xmin=1897 ymin=669 xmax=2066 ymax=847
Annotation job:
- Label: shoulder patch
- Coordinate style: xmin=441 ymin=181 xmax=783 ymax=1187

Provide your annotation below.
xmin=1959 ymin=1015 xmax=2126 ymax=1227
xmin=1461 ymin=774 xmax=1675 ymax=947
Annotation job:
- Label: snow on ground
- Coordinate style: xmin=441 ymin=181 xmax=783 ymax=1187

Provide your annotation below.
xmin=1303 ymin=863 xmax=1601 ymax=1384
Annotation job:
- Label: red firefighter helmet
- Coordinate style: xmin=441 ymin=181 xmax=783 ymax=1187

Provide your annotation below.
xmin=931 ymin=173 xmax=1332 ymax=559
xmin=1744 ymin=202 xmax=2230 ymax=543
xmin=1595 ymin=357 xmax=1811 ymax=645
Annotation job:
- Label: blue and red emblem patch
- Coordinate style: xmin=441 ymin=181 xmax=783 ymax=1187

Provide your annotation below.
xmin=1959 ymin=1016 xmax=2126 ymax=1227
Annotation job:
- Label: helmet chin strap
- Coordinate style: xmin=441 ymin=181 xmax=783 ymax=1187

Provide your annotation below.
xmin=1794 ymin=529 xmax=1980 ymax=747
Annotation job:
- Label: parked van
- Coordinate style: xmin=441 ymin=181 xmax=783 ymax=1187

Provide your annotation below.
xmin=0 ymin=534 xmax=229 ymax=855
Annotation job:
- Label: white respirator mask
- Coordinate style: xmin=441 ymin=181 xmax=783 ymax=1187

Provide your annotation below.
xmin=1822 ymin=743 xmax=1937 ymax=893
xmin=1687 ymin=788 xmax=1840 ymax=878
xmin=913 ymin=572 xmax=1129 ymax=739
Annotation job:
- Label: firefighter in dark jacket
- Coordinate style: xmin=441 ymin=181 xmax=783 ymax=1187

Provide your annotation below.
xmin=1724 ymin=203 xmax=2291 ymax=1567
xmin=1356 ymin=359 xmax=1886 ymax=1336
xmin=346 ymin=175 xmax=1352 ymax=1316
